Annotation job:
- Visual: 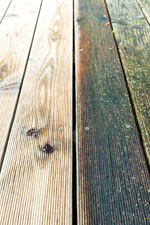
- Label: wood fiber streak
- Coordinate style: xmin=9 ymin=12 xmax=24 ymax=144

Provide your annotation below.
xmin=0 ymin=0 xmax=42 ymax=163
xmin=75 ymin=0 xmax=150 ymax=224
xmin=0 ymin=0 xmax=12 ymax=22
xmin=0 ymin=0 xmax=72 ymax=224
xmin=106 ymin=0 xmax=150 ymax=163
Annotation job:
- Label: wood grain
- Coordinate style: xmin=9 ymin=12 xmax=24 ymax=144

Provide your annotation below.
xmin=0 ymin=0 xmax=72 ymax=224
xmin=0 ymin=0 xmax=42 ymax=164
xmin=106 ymin=0 xmax=150 ymax=163
xmin=136 ymin=0 xmax=150 ymax=23
xmin=0 ymin=0 xmax=12 ymax=22
xmin=75 ymin=0 xmax=150 ymax=224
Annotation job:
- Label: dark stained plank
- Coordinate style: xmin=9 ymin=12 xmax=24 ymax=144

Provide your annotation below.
xmin=106 ymin=0 xmax=150 ymax=163
xmin=75 ymin=0 xmax=150 ymax=224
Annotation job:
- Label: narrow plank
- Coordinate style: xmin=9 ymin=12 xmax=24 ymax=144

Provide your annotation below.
xmin=0 ymin=0 xmax=42 ymax=164
xmin=136 ymin=0 xmax=150 ymax=23
xmin=0 ymin=0 xmax=72 ymax=224
xmin=0 ymin=0 xmax=12 ymax=22
xmin=75 ymin=0 xmax=150 ymax=224
xmin=106 ymin=0 xmax=150 ymax=163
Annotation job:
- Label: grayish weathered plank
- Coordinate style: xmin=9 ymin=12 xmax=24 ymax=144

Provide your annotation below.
xmin=106 ymin=0 xmax=150 ymax=163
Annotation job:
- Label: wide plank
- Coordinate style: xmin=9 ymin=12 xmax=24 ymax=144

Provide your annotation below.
xmin=0 ymin=0 xmax=12 ymax=22
xmin=0 ymin=0 xmax=72 ymax=224
xmin=75 ymin=0 xmax=150 ymax=224
xmin=106 ymin=0 xmax=150 ymax=163
xmin=0 ymin=0 xmax=42 ymax=164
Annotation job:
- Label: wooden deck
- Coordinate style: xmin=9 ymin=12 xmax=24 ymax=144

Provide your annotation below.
xmin=0 ymin=0 xmax=150 ymax=224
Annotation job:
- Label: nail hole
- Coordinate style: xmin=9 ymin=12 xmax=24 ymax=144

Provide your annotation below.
xmin=58 ymin=127 xmax=63 ymax=130
xmin=21 ymin=127 xmax=26 ymax=132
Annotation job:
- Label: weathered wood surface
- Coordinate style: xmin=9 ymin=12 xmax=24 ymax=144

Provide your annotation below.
xmin=0 ymin=0 xmax=72 ymax=224
xmin=0 ymin=0 xmax=12 ymax=22
xmin=137 ymin=0 xmax=150 ymax=23
xmin=106 ymin=0 xmax=150 ymax=163
xmin=0 ymin=0 xmax=42 ymax=164
xmin=75 ymin=0 xmax=150 ymax=224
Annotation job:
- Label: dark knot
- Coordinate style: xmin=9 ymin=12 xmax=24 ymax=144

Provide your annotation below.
xmin=40 ymin=143 xmax=54 ymax=154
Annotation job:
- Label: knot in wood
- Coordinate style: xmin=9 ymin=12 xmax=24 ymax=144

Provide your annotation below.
xmin=26 ymin=128 xmax=40 ymax=137
xmin=41 ymin=144 xmax=54 ymax=154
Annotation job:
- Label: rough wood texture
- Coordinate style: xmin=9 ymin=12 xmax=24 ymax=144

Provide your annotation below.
xmin=137 ymin=0 xmax=150 ymax=23
xmin=106 ymin=0 xmax=150 ymax=163
xmin=0 ymin=0 xmax=42 ymax=164
xmin=0 ymin=0 xmax=12 ymax=22
xmin=0 ymin=0 xmax=72 ymax=224
xmin=75 ymin=0 xmax=150 ymax=224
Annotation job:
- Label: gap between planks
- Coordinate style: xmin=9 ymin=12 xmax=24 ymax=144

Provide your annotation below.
xmin=0 ymin=0 xmax=43 ymax=167
xmin=106 ymin=0 xmax=150 ymax=165
xmin=0 ymin=0 xmax=44 ymax=171
xmin=75 ymin=0 xmax=150 ymax=224
xmin=0 ymin=0 xmax=12 ymax=23
xmin=72 ymin=0 xmax=78 ymax=224
xmin=103 ymin=0 xmax=150 ymax=171
xmin=136 ymin=0 xmax=150 ymax=26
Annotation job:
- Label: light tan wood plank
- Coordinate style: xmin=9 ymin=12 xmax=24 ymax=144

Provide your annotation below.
xmin=137 ymin=0 xmax=150 ymax=23
xmin=0 ymin=0 xmax=12 ymax=22
xmin=0 ymin=0 xmax=72 ymax=224
xmin=0 ymin=0 xmax=42 ymax=163
xmin=106 ymin=0 xmax=150 ymax=163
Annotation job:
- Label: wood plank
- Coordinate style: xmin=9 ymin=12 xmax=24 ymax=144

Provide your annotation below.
xmin=136 ymin=0 xmax=150 ymax=23
xmin=0 ymin=0 xmax=72 ymax=224
xmin=75 ymin=0 xmax=150 ymax=224
xmin=106 ymin=0 xmax=150 ymax=163
xmin=0 ymin=0 xmax=12 ymax=22
xmin=0 ymin=0 xmax=42 ymax=164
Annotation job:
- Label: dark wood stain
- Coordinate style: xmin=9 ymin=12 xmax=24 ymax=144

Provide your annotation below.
xmin=106 ymin=0 xmax=150 ymax=164
xmin=76 ymin=0 xmax=150 ymax=224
